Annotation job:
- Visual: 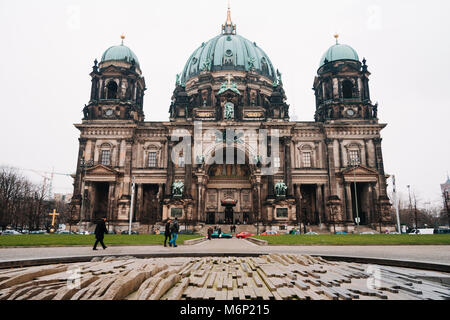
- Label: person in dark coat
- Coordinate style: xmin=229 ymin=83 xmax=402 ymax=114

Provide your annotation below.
xmin=168 ymin=217 xmax=179 ymax=247
xmin=93 ymin=217 xmax=108 ymax=250
xmin=207 ymin=227 xmax=213 ymax=240
xmin=164 ymin=219 xmax=172 ymax=247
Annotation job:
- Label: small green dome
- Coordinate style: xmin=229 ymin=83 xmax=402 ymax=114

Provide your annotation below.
xmin=101 ymin=44 xmax=140 ymax=67
xmin=319 ymin=43 xmax=359 ymax=68
xmin=181 ymin=34 xmax=276 ymax=83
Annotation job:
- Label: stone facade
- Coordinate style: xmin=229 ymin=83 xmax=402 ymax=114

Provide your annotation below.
xmin=70 ymin=10 xmax=393 ymax=232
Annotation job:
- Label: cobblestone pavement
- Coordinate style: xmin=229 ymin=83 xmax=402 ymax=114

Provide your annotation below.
xmin=0 ymin=254 xmax=449 ymax=300
xmin=0 ymin=239 xmax=449 ymax=266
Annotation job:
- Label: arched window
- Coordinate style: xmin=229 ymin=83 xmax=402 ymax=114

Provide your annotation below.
xmin=106 ymin=81 xmax=118 ymax=99
xmin=342 ymin=80 xmax=353 ymax=99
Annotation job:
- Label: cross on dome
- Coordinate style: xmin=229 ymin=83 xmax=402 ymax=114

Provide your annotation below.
xmin=222 ymin=1 xmax=236 ymax=35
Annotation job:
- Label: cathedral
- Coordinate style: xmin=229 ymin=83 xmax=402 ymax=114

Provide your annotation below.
xmin=71 ymin=7 xmax=394 ymax=233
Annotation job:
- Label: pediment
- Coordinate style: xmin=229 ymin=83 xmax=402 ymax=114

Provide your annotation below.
xmin=101 ymin=65 xmax=122 ymax=74
xmin=85 ymin=164 xmax=118 ymax=176
xmin=217 ymin=87 xmax=241 ymax=96
xmin=341 ymin=166 xmax=380 ymax=183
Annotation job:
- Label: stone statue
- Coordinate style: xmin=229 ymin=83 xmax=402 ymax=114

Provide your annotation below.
xmin=224 ymin=103 xmax=234 ymax=120
xmin=276 ymin=69 xmax=283 ymax=85
xmin=172 ymin=181 xmax=184 ymax=197
xmin=201 ymin=58 xmax=211 ymax=71
xmin=275 ymin=181 xmax=288 ymax=197
xmin=248 ymin=57 xmax=256 ymax=71
xmin=373 ymin=103 xmax=378 ymax=118
xmin=83 ymin=105 xmax=89 ymax=119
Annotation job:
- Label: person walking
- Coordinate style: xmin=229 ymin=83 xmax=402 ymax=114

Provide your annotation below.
xmin=169 ymin=217 xmax=179 ymax=247
xmin=164 ymin=219 xmax=172 ymax=247
xmin=207 ymin=226 xmax=213 ymax=240
xmin=218 ymin=227 xmax=222 ymax=238
xmin=93 ymin=217 xmax=108 ymax=250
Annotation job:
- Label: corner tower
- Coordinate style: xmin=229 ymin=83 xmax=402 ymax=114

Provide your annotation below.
xmin=313 ymin=35 xmax=376 ymax=123
xmin=83 ymin=36 xmax=146 ymax=122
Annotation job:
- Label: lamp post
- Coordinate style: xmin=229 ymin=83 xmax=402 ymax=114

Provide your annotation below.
xmin=350 ymin=159 xmax=360 ymax=234
xmin=407 ymin=185 xmax=413 ymax=230
xmin=129 ymin=176 xmax=136 ymax=235
xmin=392 ymin=175 xmax=401 ymax=233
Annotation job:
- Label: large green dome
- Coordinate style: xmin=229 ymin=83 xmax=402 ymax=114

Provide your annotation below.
xmin=101 ymin=43 xmax=140 ymax=67
xmin=319 ymin=43 xmax=359 ymax=68
xmin=181 ymin=33 xmax=276 ymax=83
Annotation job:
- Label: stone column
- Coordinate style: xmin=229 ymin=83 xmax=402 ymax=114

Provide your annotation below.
xmin=295 ymin=184 xmax=302 ymax=223
xmin=257 ymin=182 xmax=263 ymax=223
xmin=157 ymin=184 xmax=163 ymax=221
xmin=370 ymin=182 xmax=378 ymax=225
xmin=74 ymin=138 xmax=87 ymax=196
xmin=267 ymin=140 xmax=274 ymax=197
xmin=136 ymin=184 xmax=143 ymax=222
xmin=197 ymin=183 xmax=204 ymax=223
xmin=107 ymin=182 xmax=115 ymax=222
xmin=166 ymin=140 xmax=175 ymax=197
xmin=316 ymin=184 xmax=324 ymax=224
xmin=124 ymin=138 xmax=133 ymax=196
xmin=364 ymin=139 xmax=370 ymax=167
xmin=325 ymin=139 xmax=338 ymax=196
xmin=185 ymin=165 xmax=192 ymax=198
xmin=373 ymin=138 xmax=388 ymax=197
xmin=345 ymin=183 xmax=353 ymax=222
xmin=338 ymin=139 xmax=344 ymax=169
xmin=284 ymin=137 xmax=293 ymax=196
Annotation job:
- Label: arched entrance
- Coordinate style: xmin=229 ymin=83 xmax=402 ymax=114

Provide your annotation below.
xmin=203 ymin=146 xmax=256 ymax=224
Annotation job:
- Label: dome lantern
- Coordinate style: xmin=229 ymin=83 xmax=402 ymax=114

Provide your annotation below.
xmin=319 ymin=35 xmax=360 ymax=69
xmin=100 ymin=35 xmax=140 ymax=67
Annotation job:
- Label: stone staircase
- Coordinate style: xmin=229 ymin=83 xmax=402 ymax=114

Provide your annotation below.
xmin=197 ymin=224 xmax=258 ymax=235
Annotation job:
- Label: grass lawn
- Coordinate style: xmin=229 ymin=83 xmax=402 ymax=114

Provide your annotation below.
xmin=253 ymin=234 xmax=450 ymax=246
xmin=0 ymin=234 xmax=204 ymax=247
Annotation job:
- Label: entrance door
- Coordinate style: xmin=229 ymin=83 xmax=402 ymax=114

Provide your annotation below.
xmin=243 ymin=212 xmax=249 ymax=224
xmin=143 ymin=185 xmax=159 ymax=224
xmin=93 ymin=182 xmax=109 ymax=221
xmin=207 ymin=212 xmax=215 ymax=224
xmin=225 ymin=207 xmax=234 ymax=224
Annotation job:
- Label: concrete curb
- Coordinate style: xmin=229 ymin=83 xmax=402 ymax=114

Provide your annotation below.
xmin=184 ymin=237 xmax=207 ymax=245
xmin=1 ymin=252 xmax=449 ymax=273
xmin=315 ymin=255 xmax=450 ymax=273
xmin=246 ymin=237 xmax=268 ymax=246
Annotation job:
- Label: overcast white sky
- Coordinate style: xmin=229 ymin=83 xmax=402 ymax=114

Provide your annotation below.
xmin=0 ymin=0 xmax=449 ymax=207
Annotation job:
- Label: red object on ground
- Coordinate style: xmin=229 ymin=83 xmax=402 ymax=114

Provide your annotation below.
xmin=236 ymin=232 xmax=254 ymax=239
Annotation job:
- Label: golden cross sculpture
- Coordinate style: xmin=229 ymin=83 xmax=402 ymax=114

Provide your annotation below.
xmin=49 ymin=209 xmax=60 ymax=227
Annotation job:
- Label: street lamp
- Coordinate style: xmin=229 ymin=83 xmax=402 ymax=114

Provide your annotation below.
xmin=350 ymin=158 xmax=360 ymax=234
xmin=407 ymin=185 xmax=413 ymax=230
